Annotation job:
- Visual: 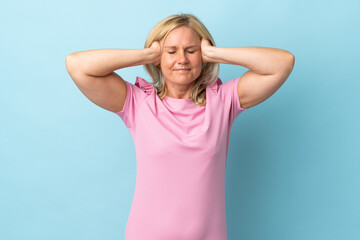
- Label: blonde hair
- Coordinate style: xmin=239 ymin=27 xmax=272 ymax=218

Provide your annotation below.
xmin=143 ymin=13 xmax=219 ymax=106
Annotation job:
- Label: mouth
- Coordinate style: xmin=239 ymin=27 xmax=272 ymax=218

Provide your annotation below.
xmin=174 ymin=69 xmax=190 ymax=71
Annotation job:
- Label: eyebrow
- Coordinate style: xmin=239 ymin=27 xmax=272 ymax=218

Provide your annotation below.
xmin=164 ymin=45 xmax=198 ymax=49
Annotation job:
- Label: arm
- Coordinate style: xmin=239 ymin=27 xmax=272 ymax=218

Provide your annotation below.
xmin=65 ymin=43 xmax=160 ymax=112
xmin=66 ymin=48 xmax=159 ymax=77
xmin=201 ymin=39 xmax=295 ymax=109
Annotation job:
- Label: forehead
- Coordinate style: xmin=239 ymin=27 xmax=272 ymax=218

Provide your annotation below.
xmin=162 ymin=26 xmax=201 ymax=46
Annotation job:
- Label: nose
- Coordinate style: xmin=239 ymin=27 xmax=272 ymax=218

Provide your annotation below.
xmin=177 ymin=51 xmax=189 ymax=64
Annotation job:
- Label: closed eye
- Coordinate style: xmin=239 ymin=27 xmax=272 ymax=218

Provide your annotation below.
xmin=168 ymin=50 xmax=196 ymax=54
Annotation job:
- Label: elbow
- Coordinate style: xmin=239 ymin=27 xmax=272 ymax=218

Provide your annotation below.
xmin=65 ymin=53 xmax=76 ymax=65
xmin=286 ymin=51 xmax=295 ymax=64
xmin=284 ymin=51 xmax=295 ymax=71
xmin=65 ymin=55 xmax=73 ymax=73
xmin=65 ymin=53 xmax=79 ymax=74
xmin=289 ymin=53 xmax=295 ymax=70
xmin=277 ymin=52 xmax=295 ymax=76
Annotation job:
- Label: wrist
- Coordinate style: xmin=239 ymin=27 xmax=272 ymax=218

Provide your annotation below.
xmin=203 ymin=45 xmax=216 ymax=63
xmin=143 ymin=48 xmax=154 ymax=64
xmin=144 ymin=47 xmax=160 ymax=65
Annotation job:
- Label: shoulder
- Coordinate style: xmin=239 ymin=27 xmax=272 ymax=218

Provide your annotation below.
xmin=217 ymin=77 xmax=240 ymax=94
xmin=208 ymin=76 xmax=239 ymax=95
xmin=210 ymin=76 xmax=243 ymax=107
xmin=208 ymin=77 xmax=223 ymax=94
xmin=133 ymin=76 xmax=156 ymax=96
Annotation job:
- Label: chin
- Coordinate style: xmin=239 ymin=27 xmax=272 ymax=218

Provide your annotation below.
xmin=166 ymin=77 xmax=195 ymax=84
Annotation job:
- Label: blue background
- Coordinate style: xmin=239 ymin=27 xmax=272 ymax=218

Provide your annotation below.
xmin=1 ymin=0 xmax=359 ymax=239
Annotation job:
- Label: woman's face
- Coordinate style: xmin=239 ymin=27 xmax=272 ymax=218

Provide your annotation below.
xmin=159 ymin=26 xmax=203 ymax=87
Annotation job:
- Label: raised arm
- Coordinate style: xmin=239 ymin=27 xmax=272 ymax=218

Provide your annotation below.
xmin=65 ymin=43 xmax=160 ymax=112
xmin=201 ymin=39 xmax=295 ymax=109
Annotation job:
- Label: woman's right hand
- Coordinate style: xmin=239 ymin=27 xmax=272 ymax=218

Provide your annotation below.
xmin=149 ymin=41 xmax=161 ymax=66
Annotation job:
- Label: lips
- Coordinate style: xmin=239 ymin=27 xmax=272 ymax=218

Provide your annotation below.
xmin=174 ymin=69 xmax=190 ymax=71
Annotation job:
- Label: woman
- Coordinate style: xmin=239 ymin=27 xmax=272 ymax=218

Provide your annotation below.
xmin=65 ymin=13 xmax=294 ymax=240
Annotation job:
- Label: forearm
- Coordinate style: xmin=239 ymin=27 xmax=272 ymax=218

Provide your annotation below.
xmin=205 ymin=46 xmax=294 ymax=75
xmin=66 ymin=48 xmax=156 ymax=77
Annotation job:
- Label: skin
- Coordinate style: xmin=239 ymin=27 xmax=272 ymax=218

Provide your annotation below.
xmin=149 ymin=26 xmax=295 ymax=109
xmin=66 ymin=23 xmax=294 ymax=111
xmin=149 ymin=26 xmax=209 ymax=99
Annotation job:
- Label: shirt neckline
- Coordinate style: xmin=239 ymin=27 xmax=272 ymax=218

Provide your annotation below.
xmin=162 ymin=95 xmax=203 ymax=111
xmin=163 ymin=95 xmax=193 ymax=102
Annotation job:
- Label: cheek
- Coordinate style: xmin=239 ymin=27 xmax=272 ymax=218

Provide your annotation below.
xmin=194 ymin=55 xmax=203 ymax=74
xmin=160 ymin=57 xmax=171 ymax=74
xmin=192 ymin=55 xmax=203 ymax=67
xmin=161 ymin=55 xmax=172 ymax=67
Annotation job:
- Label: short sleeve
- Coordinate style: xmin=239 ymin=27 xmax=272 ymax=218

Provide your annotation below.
xmin=113 ymin=76 xmax=153 ymax=129
xmin=218 ymin=77 xmax=248 ymax=125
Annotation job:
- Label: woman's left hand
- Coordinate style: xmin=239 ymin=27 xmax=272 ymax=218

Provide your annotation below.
xmin=201 ymin=38 xmax=213 ymax=64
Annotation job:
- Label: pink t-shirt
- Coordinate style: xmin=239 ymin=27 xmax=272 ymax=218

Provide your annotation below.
xmin=114 ymin=76 xmax=247 ymax=240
